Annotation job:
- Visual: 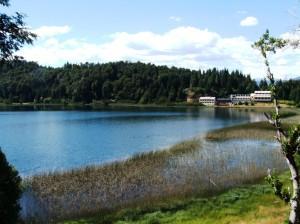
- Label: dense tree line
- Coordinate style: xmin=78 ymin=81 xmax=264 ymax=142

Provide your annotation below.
xmin=277 ymin=80 xmax=300 ymax=104
xmin=259 ymin=78 xmax=300 ymax=105
xmin=0 ymin=60 xmax=299 ymax=105
xmin=0 ymin=60 xmax=260 ymax=104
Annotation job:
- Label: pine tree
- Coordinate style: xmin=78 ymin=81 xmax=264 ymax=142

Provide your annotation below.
xmin=0 ymin=149 xmax=22 ymax=224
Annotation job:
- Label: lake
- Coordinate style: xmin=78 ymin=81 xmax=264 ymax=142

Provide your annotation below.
xmin=0 ymin=106 xmax=265 ymax=175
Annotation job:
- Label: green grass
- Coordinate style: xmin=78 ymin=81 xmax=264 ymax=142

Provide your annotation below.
xmin=62 ymin=172 xmax=291 ymax=224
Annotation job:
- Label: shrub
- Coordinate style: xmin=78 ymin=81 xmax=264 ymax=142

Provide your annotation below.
xmin=43 ymin=97 xmax=52 ymax=104
xmin=0 ymin=149 xmax=22 ymax=224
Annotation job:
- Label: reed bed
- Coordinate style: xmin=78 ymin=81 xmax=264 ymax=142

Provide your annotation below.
xmin=20 ymin=139 xmax=200 ymax=222
xmin=20 ymin=137 xmax=286 ymax=223
xmin=205 ymin=121 xmax=292 ymax=141
xmin=285 ymin=114 xmax=300 ymax=124
xmin=205 ymin=110 xmax=299 ymax=142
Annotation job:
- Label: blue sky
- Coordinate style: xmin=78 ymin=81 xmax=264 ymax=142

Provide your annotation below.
xmin=5 ymin=0 xmax=300 ymax=79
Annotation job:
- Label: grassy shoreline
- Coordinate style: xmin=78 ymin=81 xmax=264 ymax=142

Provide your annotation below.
xmin=205 ymin=110 xmax=299 ymax=142
xmin=0 ymin=101 xmax=203 ymax=109
xmin=0 ymin=100 xmax=296 ymax=110
xmin=63 ymin=172 xmax=290 ymax=224
xmin=206 ymin=121 xmax=277 ymax=141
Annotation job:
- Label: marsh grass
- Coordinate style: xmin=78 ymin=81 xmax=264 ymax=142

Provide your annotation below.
xmin=20 ymin=137 xmax=287 ymax=223
xmin=206 ymin=121 xmax=274 ymax=141
xmin=205 ymin=121 xmax=294 ymax=141
xmin=21 ymin=139 xmax=201 ymax=222
xmin=93 ymin=177 xmax=290 ymax=224
xmin=65 ymin=174 xmax=290 ymax=224
xmin=205 ymin=110 xmax=299 ymax=142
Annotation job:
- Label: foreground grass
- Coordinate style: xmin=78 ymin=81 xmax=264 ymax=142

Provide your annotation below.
xmin=63 ymin=172 xmax=290 ymax=224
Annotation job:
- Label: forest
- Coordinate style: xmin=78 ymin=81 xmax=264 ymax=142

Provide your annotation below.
xmin=0 ymin=60 xmax=299 ymax=105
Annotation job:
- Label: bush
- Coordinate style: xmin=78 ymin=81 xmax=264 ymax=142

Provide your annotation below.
xmin=0 ymin=149 xmax=22 ymax=224
xmin=43 ymin=97 xmax=52 ymax=104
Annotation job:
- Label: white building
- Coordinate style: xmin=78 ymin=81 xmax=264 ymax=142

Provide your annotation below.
xmin=250 ymin=91 xmax=272 ymax=102
xmin=199 ymin=97 xmax=216 ymax=106
xmin=230 ymin=94 xmax=252 ymax=104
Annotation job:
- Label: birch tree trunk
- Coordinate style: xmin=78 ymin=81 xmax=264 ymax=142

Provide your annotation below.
xmin=286 ymin=155 xmax=300 ymax=224
xmin=253 ymin=30 xmax=300 ymax=224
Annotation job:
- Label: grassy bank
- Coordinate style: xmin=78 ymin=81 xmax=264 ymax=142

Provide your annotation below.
xmin=0 ymin=100 xmax=296 ymax=110
xmin=63 ymin=172 xmax=290 ymax=224
xmin=206 ymin=110 xmax=299 ymax=142
xmin=206 ymin=121 xmax=276 ymax=141
xmin=0 ymin=101 xmax=204 ymax=109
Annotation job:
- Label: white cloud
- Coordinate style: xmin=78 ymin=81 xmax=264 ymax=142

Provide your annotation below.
xmin=280 ymin=31 xmax=300 ymax=40
xmin=20 ymin=26 xmax=300 ymax=79
xmin=169 ymin=16 xmax=182 ymax=22
xmin=32 ymin=25 xmax=71 ymax=38
xmin=240 ymin=16 xmax=258 ymax=27
xmin=280 ymin=31 xmax=300 ymax=47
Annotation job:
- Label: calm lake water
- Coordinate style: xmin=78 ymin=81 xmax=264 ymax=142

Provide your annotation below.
xmin=0 ymin=106 xmax=265 ymax=175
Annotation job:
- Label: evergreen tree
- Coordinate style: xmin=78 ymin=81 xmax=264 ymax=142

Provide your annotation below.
xmin=0 ymin=149 xmax=22 ymax=224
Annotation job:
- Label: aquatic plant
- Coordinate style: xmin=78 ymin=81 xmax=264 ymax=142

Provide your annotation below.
xmin=206 ymin=110 xmax=299 ymax=142
xmin=21 ymin=138 xmax=286 ymax=223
